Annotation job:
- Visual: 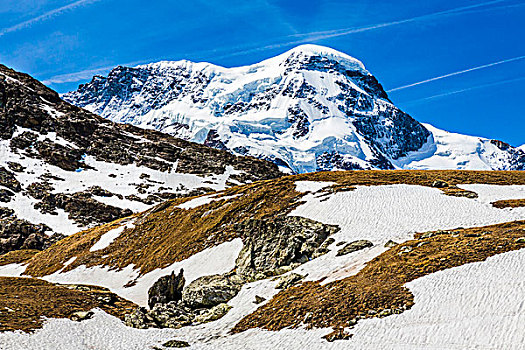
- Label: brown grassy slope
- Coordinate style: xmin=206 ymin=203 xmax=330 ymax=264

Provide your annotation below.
xmin=0 ymin=249 xmax=39 ymax=266
xmin=232 ymin=220 xmax=525 ymax=333
xmin=492 ymin=199 xmax=525 ymax=209
xmin=0 ymin=277 xmax=136 ymax=332
xmin=22 ymin=170 xmax=525 ymax=278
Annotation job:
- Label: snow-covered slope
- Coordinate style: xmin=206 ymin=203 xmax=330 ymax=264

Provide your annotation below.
xmin=2 ymin=172 xmax=525 ymax=349
xmin=63 ymin=44 xmax=525 ymax=172
xmin=0 ymin=64 xmax=281 ymax=241
xmin=394 ymin=124 xmax=525 ymax=170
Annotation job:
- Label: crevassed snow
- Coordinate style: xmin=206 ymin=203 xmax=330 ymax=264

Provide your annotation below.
xmin=394 ymin=123 xmax=524 ymax=170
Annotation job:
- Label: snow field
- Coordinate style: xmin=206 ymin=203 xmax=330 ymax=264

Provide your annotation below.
xmin=1 ymin=182 xmax=525 ymax=349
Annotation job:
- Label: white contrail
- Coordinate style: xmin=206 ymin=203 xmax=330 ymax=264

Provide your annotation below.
xmin=0 ymin=0 xmax=103 ymax=37
xmin=400 ymin=76 xmax=525 ymax=105
xmin=215 ymin=0 xmax=511 ymax=59
xmin=285 ymin=0 xmax=507 ymax=40
xmin=387 ymin=55 xmax=525 ymax=92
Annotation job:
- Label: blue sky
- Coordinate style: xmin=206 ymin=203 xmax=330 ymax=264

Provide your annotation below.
xmin=0 ymin=0 xmax=524 ymax=146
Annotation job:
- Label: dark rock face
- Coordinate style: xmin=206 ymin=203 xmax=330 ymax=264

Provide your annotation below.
xmin=0 ymin=207 xmax=14 ymax=218
xmin=490 ymin=139 xmax=525 ymax=170
xmin=234 ymin=216 xmax=340 ymax=277
xmin=162 ymin=340 xmax=190 ymax=348
xmin=316 ymin=152 xmax=365 ymax=171
xmin=352 ymin=106 xmax=431 ymax=162
xmin=0 ymin=166 xmax=21 ymax=192
xmin=0 ymin=215 xmax=65 ymax=255
xmin=24 ymin=182 xmax=133 ymax=227
xmin=148 ymin=269 xmax=185 ymax=309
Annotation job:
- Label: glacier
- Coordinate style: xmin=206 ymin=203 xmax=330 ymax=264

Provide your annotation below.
xmin=64 ymin=44 xmax=525 ymax=173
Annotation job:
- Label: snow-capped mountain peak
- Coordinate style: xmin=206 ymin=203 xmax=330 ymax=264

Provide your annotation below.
xmin=63 ymin=45 xmax=525 ymax=172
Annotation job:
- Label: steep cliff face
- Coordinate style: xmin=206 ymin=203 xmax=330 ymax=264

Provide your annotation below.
xmin=63 ymin=45 xmax=432 ymax=173
xmin=0 ymin=64 xmax=281 ymax=240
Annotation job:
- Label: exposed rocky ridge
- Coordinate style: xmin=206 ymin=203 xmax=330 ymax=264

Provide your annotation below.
xmin=234 ymin=216 xmax=340 ymax=278
xmin=0 ymin=64 xmax=282 ymax=239
xmin=64 ymin=44 xmax=525 ymax=172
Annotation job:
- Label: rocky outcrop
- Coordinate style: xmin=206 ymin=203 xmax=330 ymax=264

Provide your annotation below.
xmin=162 ymin=340 xmax=190 ymax=348
xmin=125 ymin=216 xmax=340 ymax=330
xmin=276 ymin=273 xmax=304 ymax=290
xmin=0 ymin=166 xmax=21 ymax=203
xmin=235 ymin=216 xmax=340 ymax=278
xmin=0 ymin=215 xmax=64 ymax=255
xmin=148 ymin=269 xmax=185 ymax=309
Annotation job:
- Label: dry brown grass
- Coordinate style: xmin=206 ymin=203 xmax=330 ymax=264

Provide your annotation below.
xmin=492 ymin=199 xmax=525 ymax=209
xmin=0 ymin=277 xmax=136 ymax=332
xmin=23 ymin=170 xmax=525 ymax=279
xmin=232 ymin=220 xmax=525 ymax=333
xmin=0 ymin=249 xmax=39 ymax=266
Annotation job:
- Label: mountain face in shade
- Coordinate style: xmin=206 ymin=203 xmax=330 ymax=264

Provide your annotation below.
xmin=63 ymin=44 xmax=525 ymax=173
xmin=0 ymin=64 xmax=281 ymax=242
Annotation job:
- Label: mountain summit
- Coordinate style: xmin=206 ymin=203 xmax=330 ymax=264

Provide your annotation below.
xmin=64 ymin=45 xmax=525 ymax=172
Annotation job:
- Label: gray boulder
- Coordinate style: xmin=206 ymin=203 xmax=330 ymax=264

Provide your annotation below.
xmin=124 ymin=307 xmax=157 ymax=329
xmin=336 ymin=240 xmax=373 ymax=256
xmin=182 ymin=273 xmax=244 ymax=309
xmin=194 ymin=303 xmax=232 ymax=323
xmin=149 ymin=301 xmax=194 ymax=328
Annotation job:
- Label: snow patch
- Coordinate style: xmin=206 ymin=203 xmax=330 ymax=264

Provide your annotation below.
xmin=294 ymin=181 xmax=335 ymax=193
